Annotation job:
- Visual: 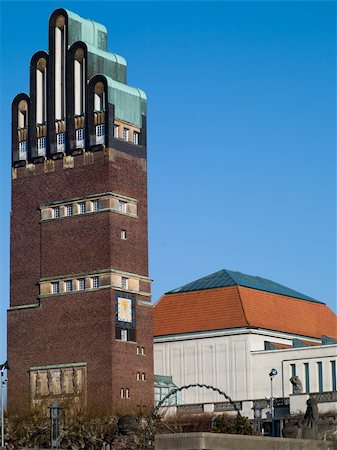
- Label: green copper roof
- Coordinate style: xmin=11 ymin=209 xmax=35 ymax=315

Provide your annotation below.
xmin=167 ymin=269 xmax=323 ymax=304
xmin=63 ymin=8 xmax=146 ymax=124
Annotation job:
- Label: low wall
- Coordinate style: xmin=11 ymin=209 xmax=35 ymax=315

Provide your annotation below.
xmin=155 ymin=432 xmax=337 ymax=450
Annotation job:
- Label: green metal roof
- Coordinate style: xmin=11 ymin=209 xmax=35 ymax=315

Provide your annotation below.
xmin=62 ymin=8 xmax=146 ymax=125
xmin=167 ymin=269 xmax=323 ymax=304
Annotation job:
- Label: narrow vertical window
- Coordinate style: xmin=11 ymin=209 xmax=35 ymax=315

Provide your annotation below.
xmin=304 ymin=363 xmax=310 ymax=393
xmin=125 ymin=388 xmax=130 ymax=399
xmin=290 ymin=364 xmax=296 ymax=394
xmin=317 ymin=362 xmax=323 ymax=393
xmin=95 ymin=124 xmax=105 ymax=145
xmin=76 ymin=128 xmax=85 ymax=149
xmin=65 ymin=280 xmax=72 ymax=292
xmin=55 ymin=15 xmax=66 ymax=120
xmin=123 ymin=128 xmax=129 ymax=141
xmin=114 ymin=125 xmax=119 ymax=138
xmin=92 ymin=276 xmax=99 ymax=289
xmin=92 ymin=199 xmax=100 ymax=212
xmin=120 ymin=388 xmax=124 ymax=398
xmin=141 ymin=373 xmax=146 ymax=381
xmin=133 ymin=131 xmax=139 ymax=145
xmin=37 ymin=137 xmax=47 ymax=156
xmin=52 ymin=281 xmax=60 ymax=294
xmin=118 ymin=200 xmax=127 ymax=213
xmin=78 ymin=278 xmax=86 ymax=291
xmin=56 ymin=132 xmax=65 ymax=152
xmin=74 ymin=48 xmax=85 ymax=116
xmin=18 ymin=100 xmax=28 ymax=160
xmin=121 ymin=277 xmax=128 ymax=290
xmin=53 ymin=206 xmax=60 ymax=218
xmin=121 ymin=329 xmax=128 ymax=341
xmin=331 ymin=361 xmax=336 ymax=391
xmin=79 ymin=202 xmax=86 ymax=214
xmin=36 ymin=58 xmax=47 ymax=124
xmin=120 ymin=230 xmax=127 ymax=240
xmin=141 ymin=347 xmax=145 ymax=356
xmin=66 ymin=204 xmax=73 ymax=216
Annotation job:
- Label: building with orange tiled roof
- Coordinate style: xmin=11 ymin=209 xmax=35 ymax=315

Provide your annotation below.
xmin=153 ymin=269 xmax=337 ymax=428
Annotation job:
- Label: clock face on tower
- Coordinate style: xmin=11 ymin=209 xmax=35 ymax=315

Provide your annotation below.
xmin=117 ymin=297 xmax=132 ymax=323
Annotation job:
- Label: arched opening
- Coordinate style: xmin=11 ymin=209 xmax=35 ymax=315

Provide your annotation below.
xmin=36 ymin=58 xmax=47 ymax=124
xmin=55 ymin=15 xmax=66 ymax=121
xmin=74 ymin=48 xmax=86 ymax=149
xmin=17 ymin=100 xmax=28 ymax=160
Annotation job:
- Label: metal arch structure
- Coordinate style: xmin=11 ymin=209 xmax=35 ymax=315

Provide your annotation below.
xmin=144 ymin=383 xmax=241 ymax=449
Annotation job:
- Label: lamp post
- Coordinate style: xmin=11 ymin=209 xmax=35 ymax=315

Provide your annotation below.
xmin=0 ymin=361 xmax=8 ymax=448
xmin=49 ymin=401 xmax=61 ymax=448
xmin=269 ymin=368 xmax=277 ymax=437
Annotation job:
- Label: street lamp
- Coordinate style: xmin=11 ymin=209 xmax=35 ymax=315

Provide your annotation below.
xmin=0 ymin=361 xmax=8 ymax=448
xmin=269 ymin=368 xmax=278 ymax=437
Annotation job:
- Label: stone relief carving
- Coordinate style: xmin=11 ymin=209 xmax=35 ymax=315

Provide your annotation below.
xmin=30 ymin=365 xmax=86 ymax=406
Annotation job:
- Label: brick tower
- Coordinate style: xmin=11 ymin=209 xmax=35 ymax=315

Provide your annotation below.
xmin=8 ymin=8 xmax=153 ymax=413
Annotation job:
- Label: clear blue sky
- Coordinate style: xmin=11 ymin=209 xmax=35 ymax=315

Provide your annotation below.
xmin=0 ymin=1 xmax=336 ymax=363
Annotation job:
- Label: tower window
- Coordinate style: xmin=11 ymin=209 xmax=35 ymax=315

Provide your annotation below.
xmin=92 ymin=276 xmax=99 ymax=289
xmin=52 ymin=207 xmax=60 ymax=218
xmin=121 ymin=277 xmax=128 ymax=290
xmin=56 ymin=132 xmax=66 ymax=153
xmin=137 ymin=372 xmax=140 ymax=381
xmin=120 ymin=388 xmax=124 ymax=398
xmin=75 ymin=128 xmax=85 ymax=149
xmin=118 ymin=200 xmax=127 ymax=214
xmin=37 ymin=137 xmax=47 ymax=157
xmin=74 ymin=48 xmax=86 ymax=116
xmin=125 ymin=388 xmax=130 ymax=399
xmin=114 ymin=125 xmax=119 ymax=138
xmin=141 ymin=373 xmax=146 ymax=381
xmin=94 ymin=82 xmax=105 ymax=112
xmin=18 ymin=141 xmax=28 ymax=160
xmin=133 ymin=131 xmax=139 ymax=145
xmin=18 ymin=100 xmax=28 ymax=129
xmin=121 ymin=230 xmax=127 ymax=240
xmin=79 ymin=202 xmax=86 ymax=214
xmin=52 ymin=281 xmax=60 ymax=294
xmin=65 ymin=280 xmax=72 ymax=292
xmin=92 ymin=199 xmax=100 ymax=212
xmin=95 ymin=124 xmax=105 ymax=145
xmin=123 ymin=128 xmax=129 ymax=141
xmin=121 ymin=329 xmax=128 ymax=341
xmin=36 ymin=58 xmax=47 ymax=124
xmin=78 ymin=278 xmax=86 ymax=290
xmin=66 ymin=204 xmax=73 ymax=216
xmin=141 ymin=347 xmax=145 ymax=356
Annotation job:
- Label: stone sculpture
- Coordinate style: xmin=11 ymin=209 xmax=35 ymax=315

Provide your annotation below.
xmin=301 ymin=397 xmax=319 ymax=439
xmin=290 ymin=375 xmax=303 ymax=394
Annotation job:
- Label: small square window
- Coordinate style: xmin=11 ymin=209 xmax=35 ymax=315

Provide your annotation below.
xmin=65 ymin=280 xmax=72 ymax=292
xmin=66 ymin=204 xmax=73 ymax=216
xmin=114 ymin=125 xmax=119 ymax=138
xmin=79 ymin=202 xmax=86 ymax=214
xmin=121 ymin=230 xmax=127 ymax=240
xmin=52 ymin=281 xmax=60 ymax=294
xmin=121 ymin=329 xmax=128 ymax=341
xmin=78 ymin=278 xmax=86 ymax=290
xmin=121 ymin=277 xmax=128 ymax=290
xmin=123 ymin=128 xmax=129 ymax=141
xmin=118 ymin=200 xmax=127 ymax=214
xmin=53 ymin=207 xmax=60 ymax=218
xmin=92 ymin=276 xmax=99 ymax=289
xmin=133 ymin=132 xmax=139 ymax=145
xmin=92 ymin=199 xmax=100 ymax=212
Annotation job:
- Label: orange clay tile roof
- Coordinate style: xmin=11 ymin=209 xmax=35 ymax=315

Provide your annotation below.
xmin=153 ymin=285 xmax=337 ymax=339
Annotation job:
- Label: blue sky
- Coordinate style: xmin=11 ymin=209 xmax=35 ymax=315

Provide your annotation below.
xmin=0 ymin=1 xmax=336 ymax=363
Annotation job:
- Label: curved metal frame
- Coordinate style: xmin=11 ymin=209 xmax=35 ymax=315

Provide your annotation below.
xmin=144 ymin=383 xmax=241 ymax=449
